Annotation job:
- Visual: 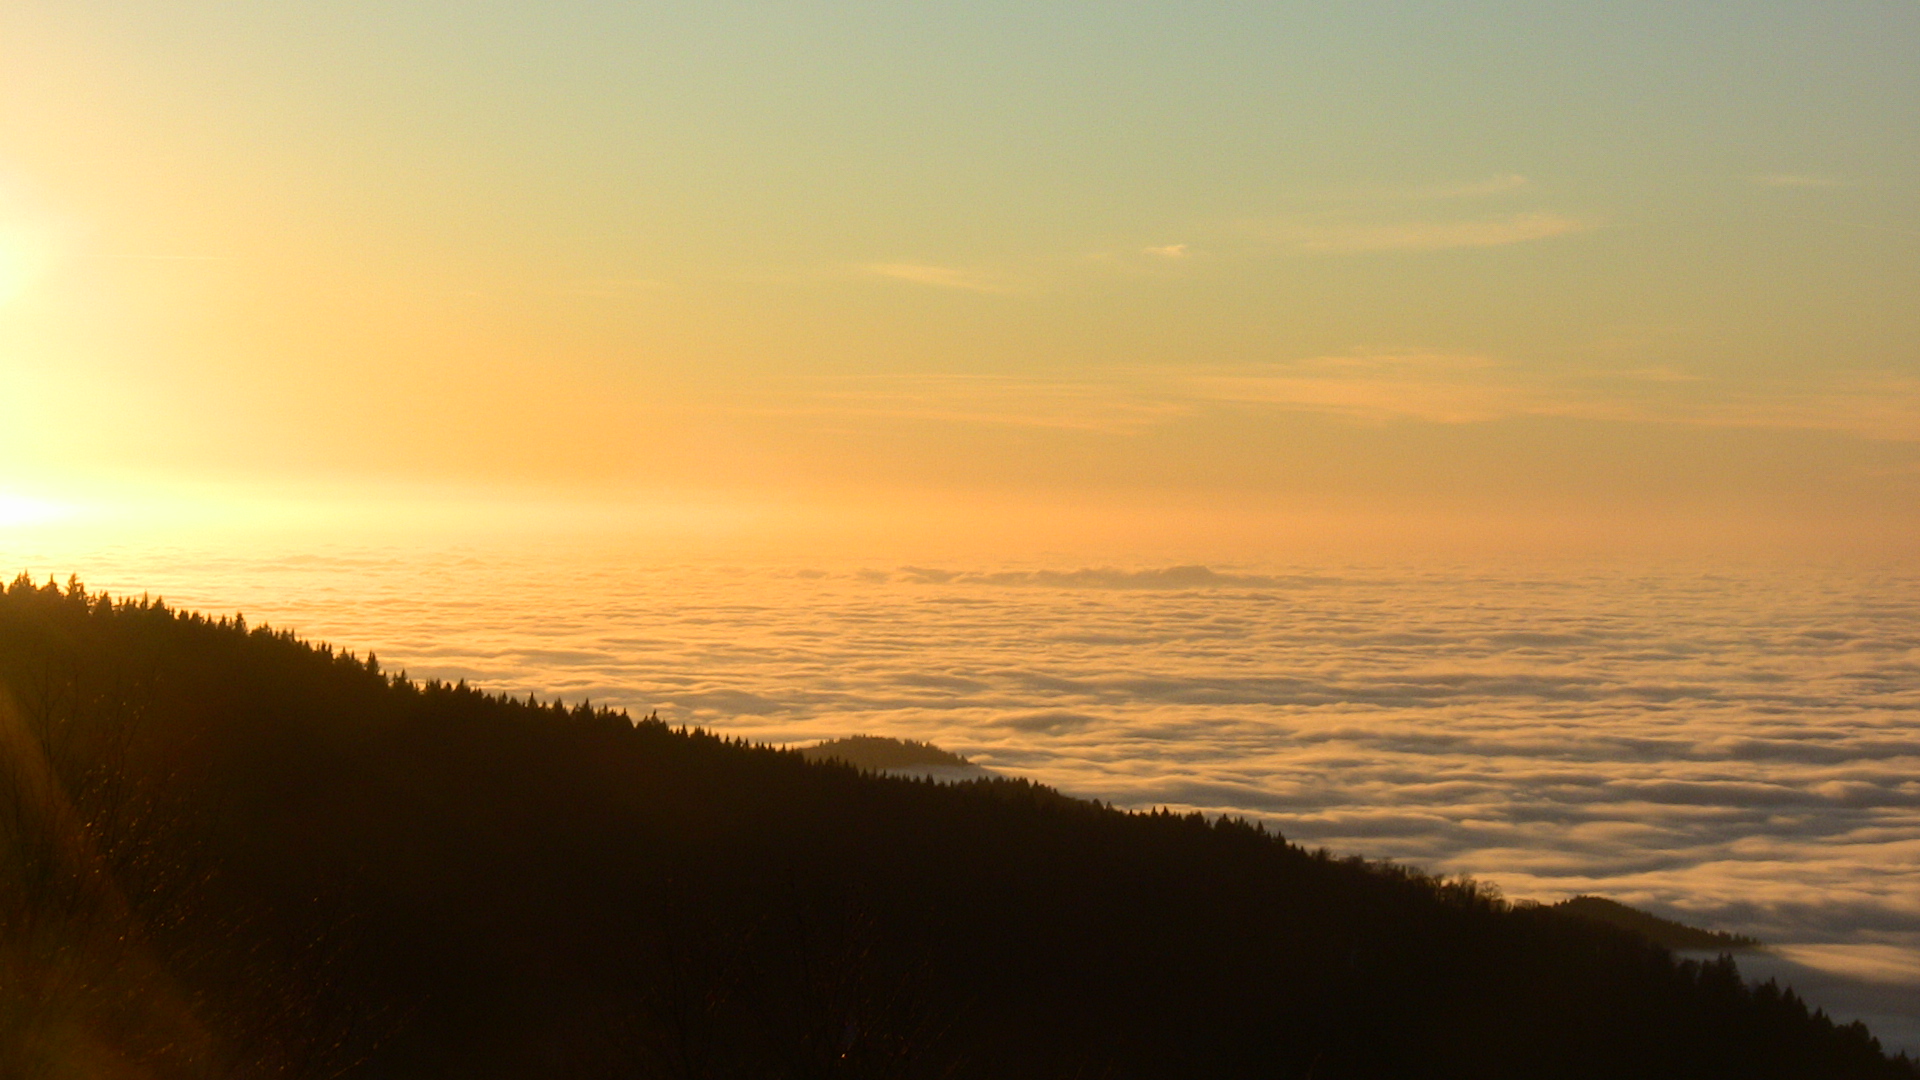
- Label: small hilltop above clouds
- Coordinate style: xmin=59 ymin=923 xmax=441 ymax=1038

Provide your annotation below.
xmin=800 ymin=734 xmax=994 ymax=783
xmin=1546 ymin=896 xmax=1761 ymax=953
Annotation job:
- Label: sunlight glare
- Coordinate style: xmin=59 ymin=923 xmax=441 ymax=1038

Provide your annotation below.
xmin=0 ymin=491 xmax=73 ymax=528
xmin=0 ymin=214 xmax=58 ymax=307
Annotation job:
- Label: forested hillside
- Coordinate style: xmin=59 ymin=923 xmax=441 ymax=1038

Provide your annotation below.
xmin=1 ymin=575 xmax=1910 ymax=1079
xmin=1549 ymin=895 xmax=1761 ymax=953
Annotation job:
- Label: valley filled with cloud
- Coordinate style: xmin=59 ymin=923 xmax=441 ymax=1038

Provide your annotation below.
xmin=20 ymin=542 xmax=1919 ymax=1047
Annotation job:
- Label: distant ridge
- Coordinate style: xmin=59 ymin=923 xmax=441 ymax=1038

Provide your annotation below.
xmin=895 ymin=564 xmax=1336 ymax=589
xmin=800 ymin=735 xmax=981 ymax=776
xmin=1550 ymin=895 xmax=1761 ymax=952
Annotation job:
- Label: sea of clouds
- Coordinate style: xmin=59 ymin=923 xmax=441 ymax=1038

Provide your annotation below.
xmin=11 ymin=544 xmax=1919 ymax=1051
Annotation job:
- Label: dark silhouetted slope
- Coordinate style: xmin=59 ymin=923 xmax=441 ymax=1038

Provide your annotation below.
xmin=0 ymin=575 xmax=1911 ymax=1079
xmin=800 ymin=735 xmax=973 ymax=770
xmin=1551 ymin=896 xmax=1761 ymax=952
xmin=799 ymin=735 xmax=990 ymax=782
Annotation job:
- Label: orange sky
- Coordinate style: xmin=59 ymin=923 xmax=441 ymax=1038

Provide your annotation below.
xmin=3 ymin=2 xmax=1917 ymax=562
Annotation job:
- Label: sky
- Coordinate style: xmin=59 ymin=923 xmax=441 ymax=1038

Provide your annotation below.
xmin=2 ymin=1 xmax=1918 ymax=561
xmin=4 ymin=8 xmax=1919 ymax=1045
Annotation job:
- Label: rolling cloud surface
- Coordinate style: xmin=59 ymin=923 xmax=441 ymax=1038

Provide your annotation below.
xmin=21 ymin=547 xmax=1920 ymax=1050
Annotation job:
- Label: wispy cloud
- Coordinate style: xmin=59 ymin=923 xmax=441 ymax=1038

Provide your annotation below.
xmin=1185 ymin=353 xmax=1525 ymax=423
xmin=746 ymin=359 xmax=1920 ymax=443
xmin=1141 ymin=243 xmax=1190 ymax=259
xmin=862 ymin=262 xmax=1012 ymax=293
xmin=1183 ymin=357 xmax=1920 ymax=440
xmin=1243 ymin=173 xmax=1592 ymax=255
xmin=1286 ymin=212 xmax=1598 ymax=253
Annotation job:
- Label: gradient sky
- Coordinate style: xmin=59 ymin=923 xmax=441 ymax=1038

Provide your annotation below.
xmin=3 ymin=2 xmax=1917 ymax=559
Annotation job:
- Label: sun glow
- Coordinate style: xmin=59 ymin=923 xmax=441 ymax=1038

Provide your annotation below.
xmin=0 ymin=492 xmax=73 ymax=528
xmin=0 ymin=242 xmax=29 ymax=306
xmin=0 ymin=214 xmax=55 ymax=307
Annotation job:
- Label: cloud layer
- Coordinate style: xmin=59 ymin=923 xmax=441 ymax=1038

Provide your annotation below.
xmin=23 ymin=544 xmax=1920 ymax=1050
